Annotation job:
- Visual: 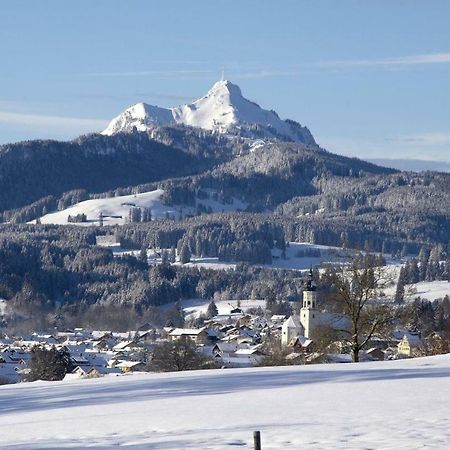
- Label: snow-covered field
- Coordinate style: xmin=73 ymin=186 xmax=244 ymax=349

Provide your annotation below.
xmin=33 ymin=188 xmax=246 ymax=226
xmin=270 ymin=242 xmax=355 ymax=270
xmin=405 ymin=280 xmax=450 ymax=301
xmin=34 ymin=189 xmax=179 ymax=226
xmin=180 ymin=298 xmax=265 ymax=318
xmin=1 ymin=354 xmax=450 ymax=449
xmin=175 ymin=243 xmax=355 ymax=273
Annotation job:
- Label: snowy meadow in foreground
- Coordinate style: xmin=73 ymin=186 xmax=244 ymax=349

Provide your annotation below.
xmin=1 ymin=354 xmax=450 ymax=449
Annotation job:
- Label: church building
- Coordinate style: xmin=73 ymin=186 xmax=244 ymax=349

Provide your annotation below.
xmin=281 ymin=269 xmax=319 ymax=346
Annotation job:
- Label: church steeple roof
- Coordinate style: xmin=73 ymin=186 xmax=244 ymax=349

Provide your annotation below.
xmin=304 ymin=268 xmax=316 ymax=292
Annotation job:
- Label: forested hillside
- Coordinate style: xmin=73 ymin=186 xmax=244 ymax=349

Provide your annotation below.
xmin=0 ymin=123 xmax=449 ymax=329
xmin=0 ymin=128 xmax=232 ymax=216
xmin=0 ymin=222 xmax=302 ymax=331
xmin=1 ymin=126 xmax=449 ymax=253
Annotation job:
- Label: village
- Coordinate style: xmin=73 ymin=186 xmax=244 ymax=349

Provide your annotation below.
xmin=0 ymin=272 xmax=429 ymax=385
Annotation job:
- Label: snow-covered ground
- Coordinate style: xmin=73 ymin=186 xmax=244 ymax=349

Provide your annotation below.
xmin=171 ymin=243 xmax=353 ymax=273
xmin=180 ymin=298 xmax=265 ymax=318
xmin=180 ymin=242 xmax=393 ymax=273
xmin=33 ymin=189 xmax=178 ymax=226
xmin=270 ymin=242 xmax=355 ymax=270
xmin=1 ymin=354 xmax=450 ymax=449
xmin=405 ymin=280 xmax=450 ymax=301
xmin=33 ymin=188 xmax=246 ymax=226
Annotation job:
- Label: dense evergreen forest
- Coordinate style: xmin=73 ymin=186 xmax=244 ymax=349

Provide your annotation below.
xmin=0 ymin=125 xmax=449 ymax=329
xmin=0 ymin=223 xmax=302 ymax=331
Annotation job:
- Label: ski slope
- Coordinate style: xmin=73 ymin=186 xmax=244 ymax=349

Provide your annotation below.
xmin=1 ymin=354 xmax=449 ymax=449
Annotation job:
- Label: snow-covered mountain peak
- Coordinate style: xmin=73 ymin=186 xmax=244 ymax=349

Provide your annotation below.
xmin=205 ymin=79 xmax=243 ymax=100
xmin=102 ymin=80 xmax=316 ymax=145
xmin=102 ymin=102 xmax=175 ymax=135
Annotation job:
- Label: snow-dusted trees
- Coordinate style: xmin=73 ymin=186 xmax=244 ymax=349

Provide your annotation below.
xmin=178 ymin=240 xmax=191 ymax=264
xmin=149 ymin=339 xmax=214 ymax=372
xmin=25 ymin=346 xmax=73 ymax=381
xmin=206 ymin=300 xmax=218 ymax=319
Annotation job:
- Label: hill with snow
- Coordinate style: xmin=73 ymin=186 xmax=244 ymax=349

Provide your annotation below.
xmin=34 ymin=189 xmax=176 ymax=226
xmin=34 ymin=188 xmax=247 ymax=226
xmin=102 ymin=80 xmax=316 ymax=144
xmin=1 ymin=354 xmax=450 ymax=449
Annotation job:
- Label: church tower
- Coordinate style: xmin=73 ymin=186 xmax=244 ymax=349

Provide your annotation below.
xmin=300 ymin=268 xmax=318 ymax=339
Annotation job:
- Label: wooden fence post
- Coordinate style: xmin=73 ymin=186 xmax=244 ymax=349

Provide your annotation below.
xmin=253 ymin=430 xmax=261 ymax=450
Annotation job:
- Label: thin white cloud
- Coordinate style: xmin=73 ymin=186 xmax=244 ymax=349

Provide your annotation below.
xmin=387 ymin=132 xmax=450 ymax=146
xmin=0 ymin=110 xmax=108 ymax=131
xmin=313 ymin=52 xmax=450 ymax=69
xmin=87 ymin=69 xmax=215 ymax=78
xmin=85 ymin=52 xmax=450 ymax=80
xmin=230 ymin=70 xmax=302 ymax=79
xmin=318 ymin=132 xmax=450 ymax=163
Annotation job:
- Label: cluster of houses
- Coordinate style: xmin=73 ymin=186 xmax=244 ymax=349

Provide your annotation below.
xmin=0 ymin=275 xmax=430 ymax=384
xmin=0 ymin=310 xmax=271 ymax=384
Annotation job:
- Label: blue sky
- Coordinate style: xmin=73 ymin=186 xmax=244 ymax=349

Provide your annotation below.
xmin=1 ymin=0 xmax=449 ymax=161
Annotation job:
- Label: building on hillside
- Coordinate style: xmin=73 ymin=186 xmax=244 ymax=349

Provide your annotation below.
xmin=397 ymin=333 xmax=424 ymax=357
xmin=168 ymin=327 xmax=209 ymax=344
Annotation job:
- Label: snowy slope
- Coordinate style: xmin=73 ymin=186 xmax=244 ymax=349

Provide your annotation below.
xmin=33 ymin=189 xmax=178 ymax=226
xmin=180 ymin=298 xmax=265 ymax=318
xmin=34 ymin=188 xmax=247 ymax=226
xmin=1 ymin=354 xmax=450 ymax=449
xmin=102 ymin=103 xmax=175 ymax=133
xmin=405 ymin=280 xmax=450 ymax=301
xmin=102 ymin=80 xmax=315 ymax=144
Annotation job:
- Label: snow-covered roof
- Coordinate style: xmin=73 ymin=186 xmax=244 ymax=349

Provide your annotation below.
xmin=290 ymin=336 xmax=313 ymax=348
xmin=169 ymin=327 xmax=207 ymax=337
xmin=271 ymin=315 xmax=288 ymax=321
xmin=282 ymin=316 xmax=301 ymax=329
xmin=212 ymin=343 xmax=238 ymax=353
xmin=113 ymin=341 xmax=136 ymax=351
xmin=318 ymin=312 xmax=351 ymax=330
xmin=401 ymin=333 xmax=423 ymax=347
xmin=234 ymin=347 xmax=263 ymax=356
xmin=115 ymin=360 xmax=144 ymax=369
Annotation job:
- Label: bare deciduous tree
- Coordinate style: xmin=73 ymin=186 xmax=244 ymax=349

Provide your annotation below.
xmin=331 ymin=254 xmax=396 ymax=362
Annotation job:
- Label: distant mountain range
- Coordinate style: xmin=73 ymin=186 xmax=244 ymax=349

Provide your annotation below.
xmin=368 ymin=158 xmax=450 ymax=173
